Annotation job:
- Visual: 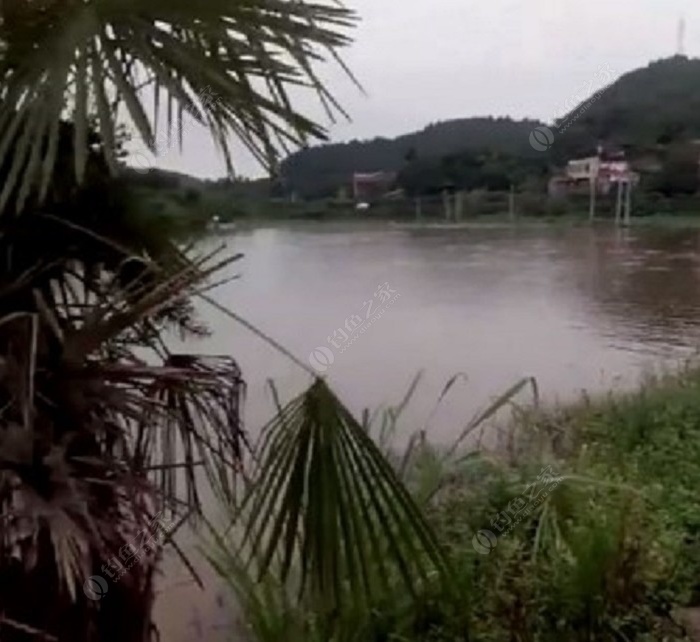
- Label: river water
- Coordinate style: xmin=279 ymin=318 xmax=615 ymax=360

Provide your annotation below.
xmin=157 ymin=221 xmax=700 ymax=640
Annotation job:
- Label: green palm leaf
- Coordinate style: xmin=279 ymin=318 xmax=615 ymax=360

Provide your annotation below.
xmin=0 ymin=0 xmax=356 ymax=213
xmin=232 ymin=379 xmax=451 ymax=615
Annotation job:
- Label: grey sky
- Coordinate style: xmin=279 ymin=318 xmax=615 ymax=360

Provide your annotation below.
xmin=147 ymin=0 xmax=699 ymax=179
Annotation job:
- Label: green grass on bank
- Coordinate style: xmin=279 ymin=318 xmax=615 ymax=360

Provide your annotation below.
xmin=212 ymin=368 xmax=700 ymax=641
xmin=354 ymin=368 xmax=700 ymax=641
xmin=205 ymin=208 xmax=700 ymax=231
xmin=628 ymin=213 xmax=700 ymax=229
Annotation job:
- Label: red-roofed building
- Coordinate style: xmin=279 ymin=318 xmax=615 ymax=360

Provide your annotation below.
xmin=352 ymin=171 xmax=397 ymax=201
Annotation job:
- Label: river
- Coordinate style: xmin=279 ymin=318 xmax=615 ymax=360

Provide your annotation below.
xmin=157 ymin=221 xmax=700 ymax=640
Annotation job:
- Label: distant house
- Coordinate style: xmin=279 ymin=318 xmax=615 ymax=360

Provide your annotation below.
xmin=549 ymin=148 xmax=638 ymax=197
xmin=566 ymin=156 xmax=601 ymax=182
xmin=352 ymin=171 xmax=397 ymax=201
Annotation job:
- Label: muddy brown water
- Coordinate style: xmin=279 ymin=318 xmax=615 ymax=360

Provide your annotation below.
xmin=155 ymin=222 xmax=700 ymax=641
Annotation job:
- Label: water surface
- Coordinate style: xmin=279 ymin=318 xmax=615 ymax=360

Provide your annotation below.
xmin=198 ymin=223 xmax=700 ymax=438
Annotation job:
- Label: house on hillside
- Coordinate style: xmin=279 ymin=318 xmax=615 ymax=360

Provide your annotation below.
xmin=549 ymin=147 xmax=639 ymax=197
xmin=566 ymin=156 xmax=601 ymax=182
xmin=352 ymin=171 xmax=397 ymax=201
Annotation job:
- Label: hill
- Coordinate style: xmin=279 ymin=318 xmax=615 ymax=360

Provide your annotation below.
xmin=128 ymin=57 xmax=700 ymax=217
xmin=557 ymin=56 xmax=700 ymax=157
xmin=279 ymin=56 xmax=700 ymax=199
xmin=279 ymin=117 xmax=546 ymax=198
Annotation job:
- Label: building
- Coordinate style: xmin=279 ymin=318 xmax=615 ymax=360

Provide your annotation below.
xmin=550 ymin=148 xmax=638 ymax=197
xmin=352 ymin=171 xmax=397 ymax=201
xmin=566 ymin=156 xmax=601 ymax=182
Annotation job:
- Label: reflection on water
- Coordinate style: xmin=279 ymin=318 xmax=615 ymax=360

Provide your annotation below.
xmin=157 ymin=222 xmax=700 ymax=641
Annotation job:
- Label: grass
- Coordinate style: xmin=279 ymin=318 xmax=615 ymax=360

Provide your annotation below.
xmin=551 ymin=369 xmax=700 ymax=605
xmin=627 ymin=213 xmax=700 ymax=229
xmin=210 ymin=367 xmax=700 ymax=641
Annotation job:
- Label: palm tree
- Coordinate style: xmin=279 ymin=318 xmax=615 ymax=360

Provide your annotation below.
xmin=0 ymin=3 xmax=449 ymax=641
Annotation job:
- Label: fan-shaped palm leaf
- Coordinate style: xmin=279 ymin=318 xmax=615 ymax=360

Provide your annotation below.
xmin=231 ymin=379 xmax=451 ymax=616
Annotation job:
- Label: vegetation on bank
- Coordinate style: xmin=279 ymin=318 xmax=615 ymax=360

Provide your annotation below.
xmin=133 ymin=167 xmax=700 ymax=226
xmin=212 ymin=367 xmax=700 ymax=641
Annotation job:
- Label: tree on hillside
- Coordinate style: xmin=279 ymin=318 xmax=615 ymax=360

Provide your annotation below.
xmin=650 ymin=143 xmax=700 ymax=196
xmin=558 ymin=57 xmax=700 ymax=155
xmin=282 ymin=117 xmax=547 ymax=197
xmin=398 ymin=149 xmax=549 ymax=196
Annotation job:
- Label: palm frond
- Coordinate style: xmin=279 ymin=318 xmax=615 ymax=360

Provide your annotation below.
xmin=102 ymin=354 xmax=246 ymax=509
xmin=0 ymin=0 xmax=357 ymax=213
xmin=229 ymin=379 xmax=451 ymax=616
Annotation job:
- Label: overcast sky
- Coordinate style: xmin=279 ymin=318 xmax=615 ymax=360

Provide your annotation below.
xmin=145 ymin=0 xmax=700 ymax=179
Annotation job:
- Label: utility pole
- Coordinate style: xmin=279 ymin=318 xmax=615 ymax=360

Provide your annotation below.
xmin=442 ymin=190 xmax=452 ymax=222
xmin=614 ymin=180 xmax=623 ymax=226
xmin=623 ymin=179 xmax=633 ymax=226
xmin=589 ymin=176 xmax=597 ymax=222
xmin=414 ymin=196 xmax=422 ymax=222
xmin=454 ymin=191 xmax=464 ymax=222
xmin=509 ymin=184 xmax=516 ymax=222
xmin=678 ymin=16 xmax=687 ymax=56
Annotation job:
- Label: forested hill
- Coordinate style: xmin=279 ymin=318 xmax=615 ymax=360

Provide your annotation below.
xmin=130 ymin=57 xmax=700 ymax=204
xmin=558 ymin=56 xmax=700 ymax=157
xmin=280 ymin=117 xmax=546 ymax=198
xmin=279 ymin=56 xmax=700 ymax=198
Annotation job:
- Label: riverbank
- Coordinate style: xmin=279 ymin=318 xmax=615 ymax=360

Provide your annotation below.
xmin=218 ymin=365 xmax=700 ymax=641
xmin=628 ymin=213 xmax=700 ymax=229
xmin=369 ymin=366 xmax=700 ymax=640
xmin=413 ymin=365 xmax=700 ymax=641
xmin=207 ymin=211 xmax=700 ymax=233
